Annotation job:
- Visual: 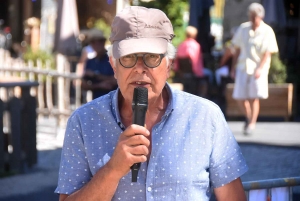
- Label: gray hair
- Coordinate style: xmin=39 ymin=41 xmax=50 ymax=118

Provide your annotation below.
xmin=248 ymin=3 xmax=265 ymax=19
xmin=107 ymin=43 xmax=176 ymax=66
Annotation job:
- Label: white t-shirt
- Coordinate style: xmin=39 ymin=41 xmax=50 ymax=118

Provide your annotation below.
xmin=232 ymin=21 xmax=278 ymax=75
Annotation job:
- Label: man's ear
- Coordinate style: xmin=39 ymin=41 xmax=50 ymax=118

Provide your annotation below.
xmin=167 ymin=59 xmax=173 ymax=78
xmin=168 ymin=59 xmax=173 ymax=71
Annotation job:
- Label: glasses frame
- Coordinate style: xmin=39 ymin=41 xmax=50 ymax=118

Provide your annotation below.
xmin=119 ymin=53 xmax=166 ymax=68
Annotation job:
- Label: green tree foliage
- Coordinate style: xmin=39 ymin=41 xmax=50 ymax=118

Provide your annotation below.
xmin=269 ymin=53 xmax=287 ymax=84
xmin=22 ymin=47 xmax=55 ymax=81
xmin=94 ymin=18 xmax=111 ymax=41
xmin=23 ymin=47 xmax=55 ymax=69
xmin=138 ymin=0 xmax=188 ymax=47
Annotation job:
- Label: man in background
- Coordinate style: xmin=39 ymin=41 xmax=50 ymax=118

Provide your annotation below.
xmin=231 ymin=3 xmax=278 ymax=135
xmin=81 ymin=31 xmax=117 ymax=99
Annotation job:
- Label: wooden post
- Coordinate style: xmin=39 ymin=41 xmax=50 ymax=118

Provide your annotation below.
xmin=57 ymin=54 xmax=66 ymax=126
xmin=36 ymin=60 xmax=45 ymax=122
xmin=64 ymin=60 xmax=71 ymax=112
xmin=46 ymin=61 xmax=53 ymax=112
xmin=75 ymin=78 xmax=81 ymax=108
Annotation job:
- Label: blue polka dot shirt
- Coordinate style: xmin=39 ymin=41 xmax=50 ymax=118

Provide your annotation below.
xmin=55 ymin=83 xmax=248 ymax=200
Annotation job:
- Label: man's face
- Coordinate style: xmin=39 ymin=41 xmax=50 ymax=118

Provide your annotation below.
xmin=90 ymin=39 xmax=106 ymax=54
xmin=110 ymin=52 xmax=171 ymax=103
xmin=249 ymin=11 xmax=262 ymax=28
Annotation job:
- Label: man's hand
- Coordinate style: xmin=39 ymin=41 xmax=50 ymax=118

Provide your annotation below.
xmin=255 ymin=51 xmax=270 ymax=79
xmin=105 ymin=124 xmax=150 ymax=179
xmin=254 ymin=67 xmax=262 ymax=79
xmin=84 ymin=69 xmax=96 ymax=78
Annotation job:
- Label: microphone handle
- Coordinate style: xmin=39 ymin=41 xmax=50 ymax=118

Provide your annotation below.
xmin=133 ymin=104 xmax=147 ymax=126
xmin=131 ymin=104 xmax=147 ymax=182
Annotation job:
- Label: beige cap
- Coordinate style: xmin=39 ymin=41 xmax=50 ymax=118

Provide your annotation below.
xmin=88 ymin=28 xmax=106 ymax=41
xmin=109 ymin=6 xmax=175 ymax=59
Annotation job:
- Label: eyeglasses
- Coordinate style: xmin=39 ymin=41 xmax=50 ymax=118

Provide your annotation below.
xmin=119 ymin=53 xmax=166 ymax=68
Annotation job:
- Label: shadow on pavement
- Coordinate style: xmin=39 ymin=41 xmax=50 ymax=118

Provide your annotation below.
xmin=0 ymin=186 xmax=58 ymax=201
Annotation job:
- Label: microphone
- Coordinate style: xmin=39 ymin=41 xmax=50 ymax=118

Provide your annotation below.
xmin=131 ymin=87 xmax=148 ymax=182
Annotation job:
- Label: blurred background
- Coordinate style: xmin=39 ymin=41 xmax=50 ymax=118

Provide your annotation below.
xmin=0 ymin=0 xmax=299 ymax=200
xmin=0 ymin=0 xmax=299 ymax=117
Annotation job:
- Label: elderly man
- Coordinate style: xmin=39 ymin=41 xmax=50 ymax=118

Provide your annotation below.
xmin=55 ymin=6 xmax=248 ymax=201
xmin=231 ymin=3 xmax=279 ymax=135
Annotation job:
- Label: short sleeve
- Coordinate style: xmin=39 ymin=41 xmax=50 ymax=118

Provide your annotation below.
xmin=266 ymin=28 xmax=278 ymax=53
xmin=231 ymin=25 xmax=243 ymax=48
xmin=55 ymin=113 xmax=92 ymax=195
xmin=209 ymin=109 xmax=248 ymax=188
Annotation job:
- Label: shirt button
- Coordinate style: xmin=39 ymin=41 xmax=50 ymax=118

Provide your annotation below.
xmin=147 ymin=187 xmax=152 ymax=192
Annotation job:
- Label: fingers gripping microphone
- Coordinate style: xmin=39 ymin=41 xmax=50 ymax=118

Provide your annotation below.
xmin=131 ymin=87 xmax=148 ymax=182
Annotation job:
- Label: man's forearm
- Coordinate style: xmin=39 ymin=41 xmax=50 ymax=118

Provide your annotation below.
xmin=258 ymin=51 xmax=271 ymax=70
xmin=63 ymin=164 xmax=120 ymax=201
xmin=231 ymin=48 xmax=240 ymax=72
xmin=214 ymin=178 xmax=246 ymax=201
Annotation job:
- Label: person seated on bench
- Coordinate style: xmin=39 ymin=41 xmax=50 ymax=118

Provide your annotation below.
xmin=173 ymin=26 xmax=212 ymax=96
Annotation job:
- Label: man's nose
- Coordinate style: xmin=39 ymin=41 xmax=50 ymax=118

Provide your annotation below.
xmin=134 ymin=57 xmax=147 ymax=72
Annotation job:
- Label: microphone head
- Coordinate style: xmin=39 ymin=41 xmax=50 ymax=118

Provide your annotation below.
xmin=133 ymin=87 xmax=148 ymax=104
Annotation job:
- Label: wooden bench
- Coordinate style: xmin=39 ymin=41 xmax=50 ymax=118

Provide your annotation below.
xmin=225 ymin=83 xmax=294 ymax=121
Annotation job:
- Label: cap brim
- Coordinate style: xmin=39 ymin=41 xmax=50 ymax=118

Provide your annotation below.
xmin=112 ymin=38 xmax=168 ymax=59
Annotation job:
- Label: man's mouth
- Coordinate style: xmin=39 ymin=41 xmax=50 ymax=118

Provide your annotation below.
xmin=134 ymin=81 xmax=147 ymax=85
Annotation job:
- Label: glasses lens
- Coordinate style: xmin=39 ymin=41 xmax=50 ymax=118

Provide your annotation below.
xmin=119 ymin=53 xmax=164 ymax=68
xmin=144 ymin=53 xmax=162 ymax=68
xmin=119 ymin=54 xmax=137 ymax=68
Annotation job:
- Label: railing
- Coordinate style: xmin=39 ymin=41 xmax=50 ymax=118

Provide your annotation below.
xmin=0 ymin=49 xmax=85 ymax=127
xmin=243 ymin=177 xmax=300 ymax=201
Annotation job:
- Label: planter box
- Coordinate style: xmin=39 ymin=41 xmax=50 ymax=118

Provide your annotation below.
xmin=225 ymin=83 xmax=294 ymax=121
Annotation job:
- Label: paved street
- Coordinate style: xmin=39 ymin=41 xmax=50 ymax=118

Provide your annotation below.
xmin=0 ymin=121 xmax=299 ymax=200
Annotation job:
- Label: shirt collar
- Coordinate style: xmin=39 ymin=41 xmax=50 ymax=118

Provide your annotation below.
xmin=256 ymin=20 xmax=265 ymax=32
xmin=249 ymin=20 xmax=265 ymax=35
